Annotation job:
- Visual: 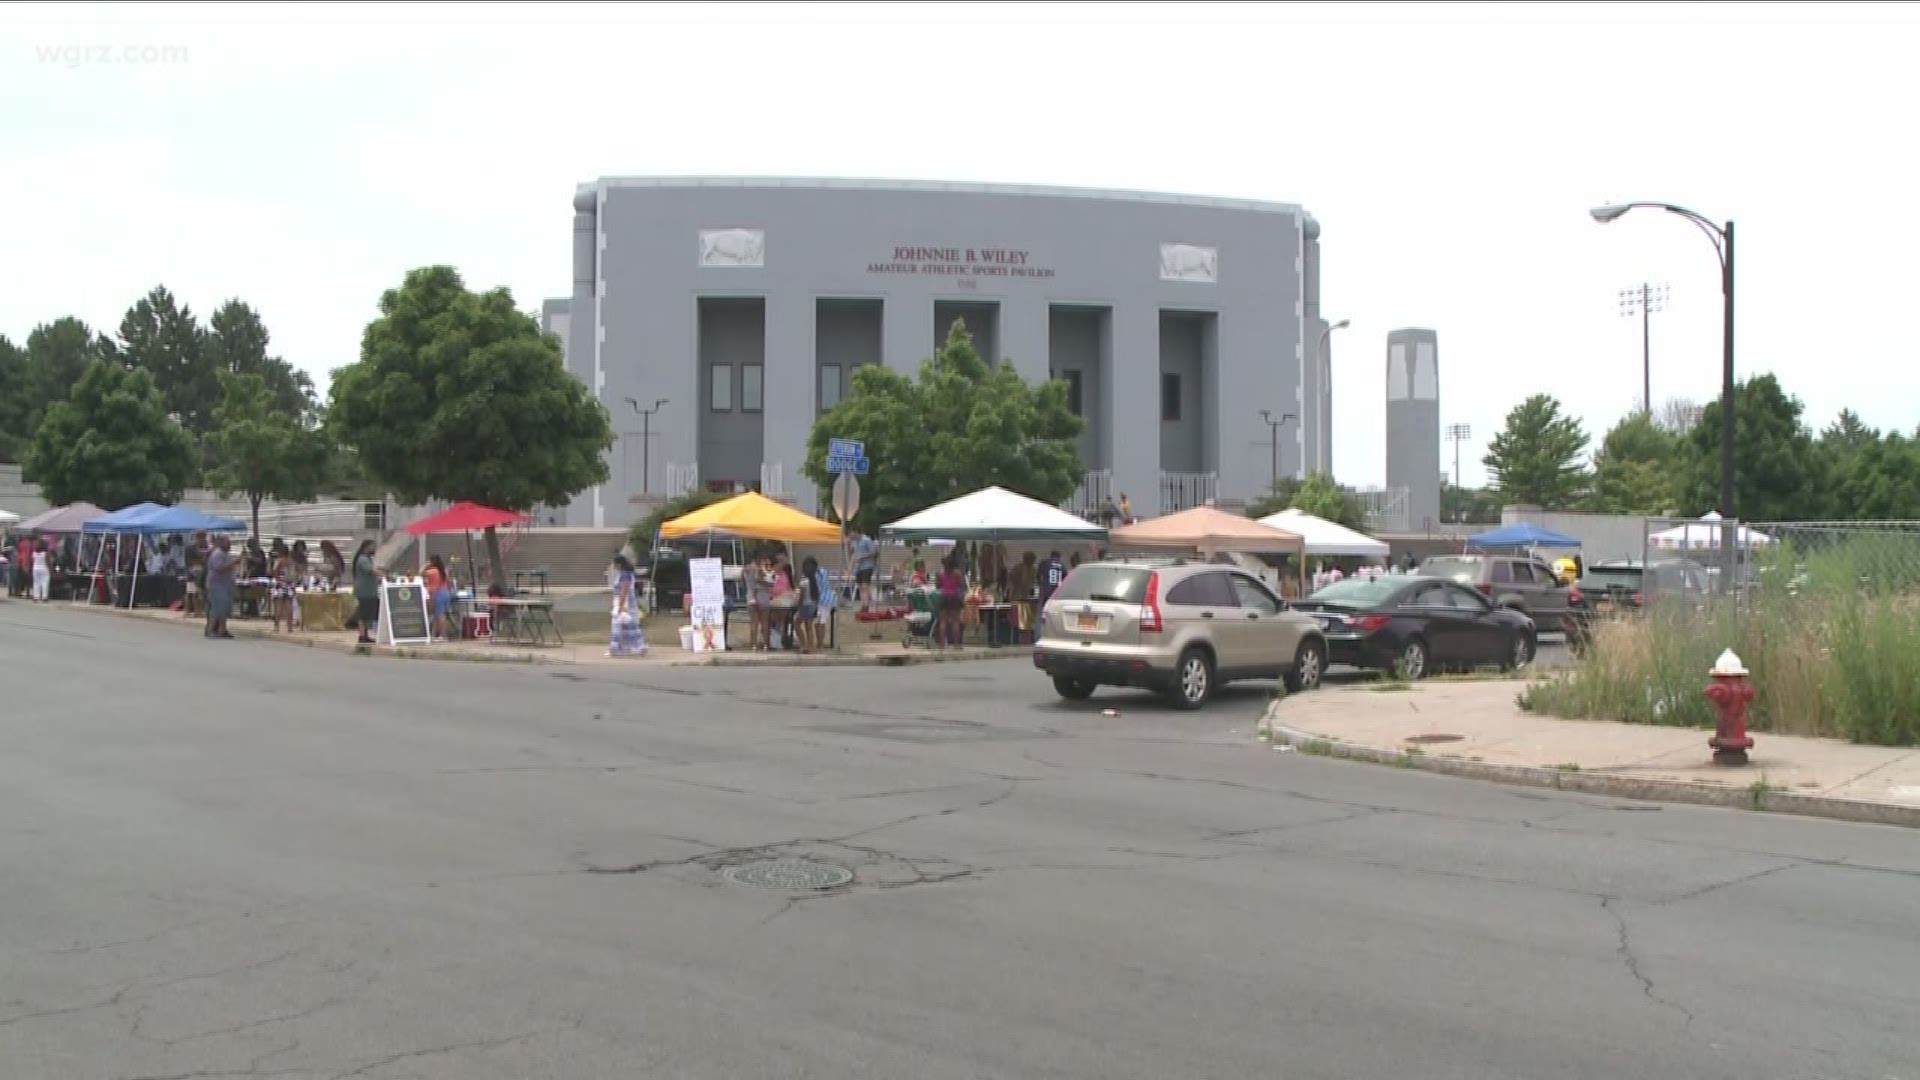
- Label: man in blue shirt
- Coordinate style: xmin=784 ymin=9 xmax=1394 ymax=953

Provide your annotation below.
xmin=851 ymin=530 xmax=878 ymax=611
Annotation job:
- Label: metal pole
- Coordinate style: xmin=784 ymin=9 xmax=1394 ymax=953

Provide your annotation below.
xmin=1641 ymin=282 xmax=1652 ymax=414
xmin=1270 ymin=420 xmax=1279 ymax=486
xmin=641 ymin=409 xmax=651 ymax=495
xmin=1720 ymin=221 xmax=1737 ymax=597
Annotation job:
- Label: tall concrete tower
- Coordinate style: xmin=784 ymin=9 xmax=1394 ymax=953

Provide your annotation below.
xmin=1385 ymin=328 xmax=1441 ymax=532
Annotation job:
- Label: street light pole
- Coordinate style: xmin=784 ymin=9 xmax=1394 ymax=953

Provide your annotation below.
xmin=1445 ymin=423 xmax=1471 ymax=521
xmin=1258 ymin=410 xmax=1298 ymax=487
xmin=625 ymin=397 xmax=670 ymax=495
xmin=1592 ymin=202 xmax=1736 ymax=591
xmin=1312 ymin=319 xmax=1350 ymax=475
xmin=1618 ymin=282 xmax=1667 ymax=413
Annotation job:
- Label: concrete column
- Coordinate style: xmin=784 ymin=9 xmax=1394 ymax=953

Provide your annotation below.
xmin=1109 ymin=304 xmax=1161 ymax=516
xmin=764 ymin=293 xmax=816 ymax=510
xmin=883 ymin=295 xmax=932 ymax=377
xmin=1001 ymin=295 xmax=1048 ymax=385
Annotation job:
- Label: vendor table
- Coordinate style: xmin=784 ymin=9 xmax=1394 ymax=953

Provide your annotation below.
xmin=487 ymin=598 xmax=564 ymax=646
xmin=297 ymin=591 xmax=355 ymax=632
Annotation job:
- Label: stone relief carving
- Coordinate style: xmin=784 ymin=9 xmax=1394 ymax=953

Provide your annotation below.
xmin=1159 ymin=243 xmax=1218 ymax=283
xmin=699 ymin=228 xmax=765 ymax=268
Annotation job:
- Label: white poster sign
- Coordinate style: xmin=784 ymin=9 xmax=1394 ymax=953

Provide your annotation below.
xmin=381 ymin=578 xmax=433 ymax=646
xmin=688 ymin=556 xmax=727 ymax=652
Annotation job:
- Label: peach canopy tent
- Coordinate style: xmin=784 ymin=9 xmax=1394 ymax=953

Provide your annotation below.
xmin=1109 ymin=505 xmax=1307 ymax=591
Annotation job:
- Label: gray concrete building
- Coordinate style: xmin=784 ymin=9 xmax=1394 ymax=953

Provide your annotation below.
xmin=1384 ymin=328 xmax=1441 ymax=533
xmin=563 ymin=177 xmax=1326 ymax=528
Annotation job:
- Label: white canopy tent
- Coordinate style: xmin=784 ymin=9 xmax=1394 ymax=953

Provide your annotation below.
xmin=1257 ymin=508 xmax=1389 ymax=559
xmin=0 ymin=508 xmax=19 ymax=526
xmin=1649 ymin=511 xmax=1773 ymax=551
xmin=880 ymin=486 xmax=1108 ymax=542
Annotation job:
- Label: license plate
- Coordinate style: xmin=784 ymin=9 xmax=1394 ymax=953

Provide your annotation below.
xmin=1074 ymin=613 xmax=1104 ymax=633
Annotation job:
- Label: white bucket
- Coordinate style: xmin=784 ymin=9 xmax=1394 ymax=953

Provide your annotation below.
xmin=678 ymin=625 xmax=695 ymax=651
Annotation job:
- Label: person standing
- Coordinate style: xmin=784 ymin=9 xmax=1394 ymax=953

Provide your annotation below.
xmin=1038 ymin=550 xmax=1066 ymax=611
xmin=607 ymin=555 xmax=646 ymax=657
xmin=1118 ymin=493 xmax=1133 ymax=525
xmin=1097 ymin=496 xmax=1119 ymax=529
xmin=934 ymin=555 xmax=966 ymax=648
xmin=422 ymin=555 xmax=452 ymax=641
xmin=351 ymin=540 xmax=381 ymax=646
xmin=851 ymin=530 xmax=878 ymax=611
xmin=795 ymin=555 xmax=822 ymax=655
xmin=204 ymin=536 xmax=236 ymax=637
xmin=30 ymin=539 xmax=52 ymax=603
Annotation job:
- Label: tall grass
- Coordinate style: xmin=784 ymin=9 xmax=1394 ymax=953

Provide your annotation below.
xmin=1523 ymin=533 xmax=1920 ymax=745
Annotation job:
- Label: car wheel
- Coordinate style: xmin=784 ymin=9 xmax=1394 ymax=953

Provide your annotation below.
xmin=1503 ymin=631 xmax=1535 ymax=671
xmin=1397 ymin=638 xmax=1429 ymax=681
xmin=1052 ymin=675 xmax=1096 ymax=701
xmin=1285 ymin=639 xmax=1325 ymax=692
xmin=1170 ymin=648 xmax=1214 ymax=710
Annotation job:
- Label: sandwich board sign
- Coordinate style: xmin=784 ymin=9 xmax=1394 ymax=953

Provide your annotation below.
xmin=382 ymin=579 xmax=433 ymax=646
xmin=688 ymin=556 xmax=726 ymax=652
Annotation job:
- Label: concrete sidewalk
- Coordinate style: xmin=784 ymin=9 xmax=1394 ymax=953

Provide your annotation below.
xmin=41 ymin=602 xmax=1014 ymax=668
xmin=1264 ymin=679 xmax=1920 ymax=828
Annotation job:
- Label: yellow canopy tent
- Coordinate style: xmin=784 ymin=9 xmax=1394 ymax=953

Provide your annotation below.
xmin=659 ymin=491 xmax=844 ymax=543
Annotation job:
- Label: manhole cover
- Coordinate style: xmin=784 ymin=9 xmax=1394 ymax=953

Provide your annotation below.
xmin=1404 ymin=733 xmax=1464 ymax=744
xmin=722 ymin=860 xmax=853 ymax=891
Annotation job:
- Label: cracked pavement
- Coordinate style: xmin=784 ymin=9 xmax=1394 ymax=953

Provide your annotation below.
xmin=3 ymin=603 xmax=1919 ymax=1078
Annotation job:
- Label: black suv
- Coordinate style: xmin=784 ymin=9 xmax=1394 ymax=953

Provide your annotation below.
xmin=1565 ymin=558 xmax=1710 ymax=654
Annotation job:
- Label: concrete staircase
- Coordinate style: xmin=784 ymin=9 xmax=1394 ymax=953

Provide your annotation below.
xmin=413 ymin=527 xmax=627 ymax=589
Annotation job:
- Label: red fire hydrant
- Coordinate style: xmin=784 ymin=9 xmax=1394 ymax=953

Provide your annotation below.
xmin=1703 ymin=649 xmax=1756 ymax=767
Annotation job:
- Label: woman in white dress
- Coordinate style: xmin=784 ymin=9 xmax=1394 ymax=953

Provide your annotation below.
xmin=30 ymin=540 xmax=52 ymax=602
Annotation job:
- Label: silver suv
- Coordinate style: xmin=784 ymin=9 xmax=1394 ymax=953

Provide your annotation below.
xmin=1032 ymin=559 xmax=1327 ymax=709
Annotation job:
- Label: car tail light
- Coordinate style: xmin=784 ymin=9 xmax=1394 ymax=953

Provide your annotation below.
xmin=1567 ymin=587 xmax=1584 ymax=606
xmin=1354 ymin=614 xmax=1391 ymax=633
xmin=1632 ymin=592 xmax=1644 ymax=606
xmin=1140 ymin=571 xmax=1163 ymax=633
xmin=1477 ymin=582 xmax=1493 ymax=596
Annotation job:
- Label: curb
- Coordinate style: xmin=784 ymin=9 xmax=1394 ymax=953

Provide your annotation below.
xmin=48 ymin=602 xmax=578 ymax=666
xmin=1259 ymin=702 xmax=1920 ymax=830
xmin=688 ymin=648 xmax=1021 ymax=669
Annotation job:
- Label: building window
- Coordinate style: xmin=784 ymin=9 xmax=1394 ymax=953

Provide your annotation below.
xmin=1161 ymin=372 xmax=1182 ymax=422
xmin=742 ymin=364 xmax=763 ymax=412
xmin=819 ymin=364 xmax=843 ymax=411
xmin=710 ymin=364 xmax=732 ymax=411
xmin=1061 ymin=370 xmax=1083 ymax=415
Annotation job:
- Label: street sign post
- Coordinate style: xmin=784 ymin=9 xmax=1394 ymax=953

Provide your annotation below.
xmin=827 ymin=438 xmax=864 ymax=460
xmin=826 ymin=438 xmax=870 ymax=653
xmin=831 ymin=473 xmax=861 ymax=522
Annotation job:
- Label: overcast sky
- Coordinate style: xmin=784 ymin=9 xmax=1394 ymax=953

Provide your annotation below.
xmin=5 ymin=1 xmax=1916 ymax=491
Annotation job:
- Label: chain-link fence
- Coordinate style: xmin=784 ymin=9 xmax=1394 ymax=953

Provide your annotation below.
xmin=1633 ymin=517 xmax=1920 ymax=605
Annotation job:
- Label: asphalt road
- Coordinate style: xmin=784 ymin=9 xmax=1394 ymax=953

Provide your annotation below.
xmin=2 ymin=603 xmax=1916 ymax=1080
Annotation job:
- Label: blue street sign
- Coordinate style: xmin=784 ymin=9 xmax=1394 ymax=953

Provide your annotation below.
xmin=828 ymin=438 xmax=864 ymax=459
xmin=827 ymin=453 xmax=869 ymax=476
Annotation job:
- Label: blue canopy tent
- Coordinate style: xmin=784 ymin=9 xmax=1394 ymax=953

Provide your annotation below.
xmin=79 ymin=503 xmax=247 ymax=608
xmin=1465 ymin=523 xmax=1582 ymax=549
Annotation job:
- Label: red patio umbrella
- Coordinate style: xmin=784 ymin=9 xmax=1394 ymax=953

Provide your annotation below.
xmin=403 ymin=502 xmax=529 ymax=592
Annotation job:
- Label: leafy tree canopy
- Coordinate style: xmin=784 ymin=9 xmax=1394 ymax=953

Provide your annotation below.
xmin=1441 ymin=482 xmax=1502 ymax=524
xmin=206 ymin=371 xmax=328 ymax=537
xmin=802 ymin=320 xmax=1083 ymax=532
xmin=328 ymin=266 xmax=614 ymax=575
xmin=1288 ymin=472 xmax=1370 ymax=531
xmin=0 ymin=335 xmax=26 ymax=461
xmin=1483 ymin=394 xmax=1591 ymax=509
xmin=203 ymin=299 xmax=315 ymax=419
xmin=1590 ymin=410 xmax=1678 ymax=515
xmin=1675 ymin=374 xmax=1820 ymax=522
xmin=24 ymin=359 xmax=197 ymax=508
xmin=118 ymin=286 xmax=218 ymax=438
xmin=1246 ymin=476 xmax=1305 ymax=521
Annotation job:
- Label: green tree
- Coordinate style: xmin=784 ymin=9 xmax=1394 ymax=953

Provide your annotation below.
xmin=206 ymin=371 xmax=328 ymax=538
xmin=1830 ymin=432 xmax=1920 ymax=520
xmin=1245 ymin=475 xmax=1304 ymax=520
xmin=1482 ymin=394 xmax=1591 ymax=508
xmin=117 ymin=286 xmax=217 ymax=439
xmin=1441 ymin=481 xmax=1501 ymax=523
xmin=802 ymin=320 xmax=1083 ymax=532
xmin=203 ymin=300 xmax=315 ymax=419
xmin=627 ymin=488 xmax=729 ymax=560
xmin=328 ymin=265 xmax=614 ymax=577
xmin=10 ymin=318 xmax=113 ymax=452
xmin=1590 ymin=410 xmax=1679 ymax=515
xmin=23 ymin=359 xmax=197 ymax=508
xmin=1674 ymin=374 xmax=1820 ymax=523
xmin=1288 ymin=472 xmax=1369 ymax=530
xmin=0 ymin=335 xmax=26 ymax=461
